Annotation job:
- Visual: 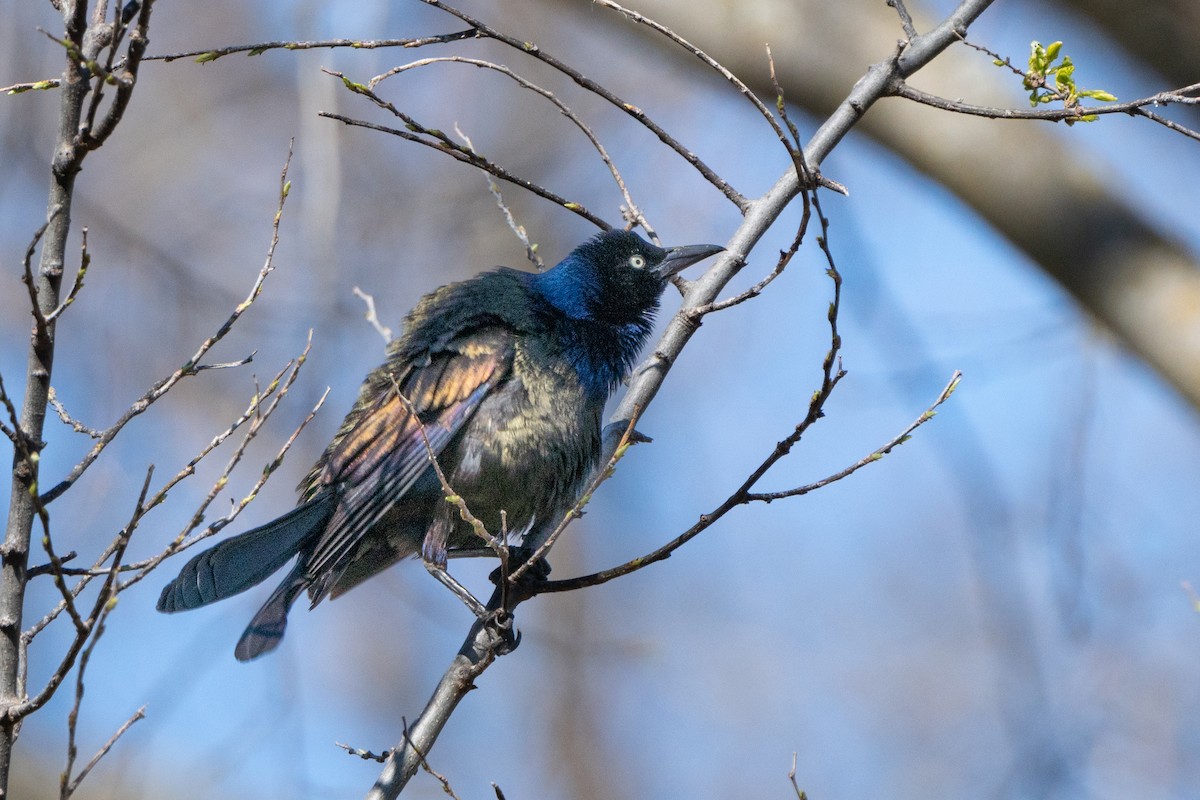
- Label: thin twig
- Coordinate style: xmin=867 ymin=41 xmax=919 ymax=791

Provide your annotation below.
xmin=888 ymin=0 xmax=920 ymax=40
xmin=25 ymin=330 xmax=321 ymax=637
xmin=891 ymin=80 xmax=1200 ymax=141
xmin=453 ymin=124 xmax=544 ymax=270
xmin=390 ymin=389 xmax=498 ymax=616
xmin=788 ymin=752 xmax=809 ymax=800
xmin=401 ymin=716 xmax=462 ymax=800
xmin=2 ymin=77 xmax=62 ymax=94
xmin=21 ymin=217 xmax=54 ymax=354
xmin=748 ymin=370 xmax=962 ymax=502
xmin=44 ymin=227 xmax=89 ymax=324
xmin=146 ymin=30 xmax=479 ymax=62
xmin=9 ymin=467 xmax=151 ymax=726
xmin=63 ymin=706 xmax=145 ymax=797
xmin=353 ymin=287 xmax=394 ymax=344
xmin=0 ymin=372 xmax=22 ymax=446
xmin=127 ymin=373 xmax=328 ymax=589
xmin=544 ymin=192 xmax=846 ymax=593
xmin=337 ymin=741 xmax=390 ymax=763
xmin=47 ymin=388 xmax=103 ymax=439
xmin=393 ymin=390 xmax=503 ymax=556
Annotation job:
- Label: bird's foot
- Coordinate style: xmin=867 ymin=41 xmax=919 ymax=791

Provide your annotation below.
xmin=485 ymin=608 xmax=521 ymax=656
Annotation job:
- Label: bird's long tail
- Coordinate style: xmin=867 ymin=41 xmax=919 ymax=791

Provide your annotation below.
xmin=156 ymin=492 xmax=336 ymax=613
xmin=234 ymin=563 xmax=308 ymax=661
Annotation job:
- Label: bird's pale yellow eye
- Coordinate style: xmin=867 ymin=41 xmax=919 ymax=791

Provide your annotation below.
xmin=629 ymin=254 xmax=647 ymax=269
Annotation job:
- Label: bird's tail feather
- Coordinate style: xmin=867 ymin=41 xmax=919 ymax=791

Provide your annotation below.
xmin=234 ymin=564 xmax=307 ymax=661
xmin=156 ymin=493 xmax=335 ymax=613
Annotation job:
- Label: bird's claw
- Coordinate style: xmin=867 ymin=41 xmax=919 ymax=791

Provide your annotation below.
xmin=487 ymin=609 xmax=521 ymax=655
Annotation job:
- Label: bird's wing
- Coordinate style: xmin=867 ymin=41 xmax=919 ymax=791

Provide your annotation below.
xmin=302 ymin=325 xmax=514 ymax=597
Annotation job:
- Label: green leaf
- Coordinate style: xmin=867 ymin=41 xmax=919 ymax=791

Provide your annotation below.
xmin=194 ymin=51 xmax=221 ymax=63
xmin=1044 ymin=41 xmax=1063 ymax=63
xmin=1055 ymin=57 xmax=1075 ymax=82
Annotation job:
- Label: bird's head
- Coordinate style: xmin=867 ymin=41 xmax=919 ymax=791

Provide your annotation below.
xmin=531 ymin=230 xmax=723 ymax=325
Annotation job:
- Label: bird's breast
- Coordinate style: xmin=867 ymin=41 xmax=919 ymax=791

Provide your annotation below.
xmin=443 ymin=338 xmax=603 ymax=547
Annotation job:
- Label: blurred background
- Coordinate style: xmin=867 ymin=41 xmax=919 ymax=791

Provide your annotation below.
xmin=3 ymin=0 xmax=1199 ymax=797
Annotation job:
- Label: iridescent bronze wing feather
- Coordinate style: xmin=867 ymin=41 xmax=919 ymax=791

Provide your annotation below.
xmin=301 ymin=326 xmax=514 ymax=600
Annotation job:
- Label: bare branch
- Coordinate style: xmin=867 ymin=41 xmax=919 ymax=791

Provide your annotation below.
xmin=20 ymin=216 xmax=54 ymax=355
xmin=352 ymin=287 xmax=394 ymax=344
xmin=336 ymin=741 xmax=389 ymax=762
xmin=0 ymin=372 xmax=21 ymax=446
xmin=146 ymin=30 xmax=479 ymax=62
xmin=453 ymin=124 xmax=545 ymax=270
xmin=63 ymin=705 xmax=144 ymax=798
xmin=47 ymin=388 xmax=102 ymax=438
xmin=367 ymin=585 xmax=520 ymax=800
xmin=888 ymin=0 xmax=920 ymax=41
xmin=364 ymin=4 xmax=994 ymax=793
xmin=24 ymin=337 xmax=322 ymax=644
xmin=788 ymin=752 xmax=809 ymax=800
xmin=747 ymin=370 xmax=962 ymax=503
xmin=42 ymin=225 xmax=87 ymax=323
xmin=399 ymin=717 xmax=463 ymax=800
xmin=374 ymin=53 xmax=656 ymax=241
xmin=127 ymin=364 xmax=328 ymax=587
xmin=395 ymin=390 xmax=501 ymax=555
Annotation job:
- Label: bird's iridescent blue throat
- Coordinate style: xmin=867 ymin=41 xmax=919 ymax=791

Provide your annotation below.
xmin=527 ymin=230 xmax=723 ymax=399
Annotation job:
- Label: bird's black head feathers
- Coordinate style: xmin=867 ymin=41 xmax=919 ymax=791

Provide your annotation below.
xmin=530 ymin=230 xmax=674 ymax=325
xmin=529 ymin=230 xmax=723 ymax=324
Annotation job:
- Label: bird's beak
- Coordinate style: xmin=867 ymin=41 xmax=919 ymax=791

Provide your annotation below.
xmin=654 ymin=243 xmax=725 ymax=278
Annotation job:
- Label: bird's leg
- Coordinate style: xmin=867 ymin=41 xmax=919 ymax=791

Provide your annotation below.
xmin=422 ymin=559 xmax=489 ymax=619
xmin=444 ymin=546 xmax=502 ymax=559
xmin=420 ymin=511 xmax=452 ymax=568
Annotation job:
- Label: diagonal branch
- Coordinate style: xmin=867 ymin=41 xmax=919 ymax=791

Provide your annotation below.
xmin=366 ymin=1 xmax=993 ymax=796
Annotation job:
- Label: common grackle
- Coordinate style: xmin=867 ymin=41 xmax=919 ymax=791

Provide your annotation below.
xmin=157 ymin=229 xmax=722 ymax=661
